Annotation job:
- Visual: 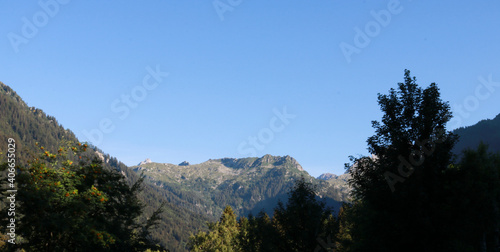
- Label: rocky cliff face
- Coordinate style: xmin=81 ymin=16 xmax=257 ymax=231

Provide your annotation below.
xmin=129 ymin=154 xmax=343 ymax=220
xmin=179 ymin=161 xmax=190 ymax=166
xmin=138 ymin=158 xmax=152 ymax=166
xmin=317 ymin=173 xmax=338 ymax=180
xmin=218 ymin=154 xmax=303 ymax=171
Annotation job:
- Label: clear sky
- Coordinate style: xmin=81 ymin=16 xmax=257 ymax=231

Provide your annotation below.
xmin=1 ymin=1 xmax=500 ymax=177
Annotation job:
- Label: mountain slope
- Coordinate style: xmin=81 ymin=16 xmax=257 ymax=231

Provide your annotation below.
xmin=453 ymin=113 xmax=500 ymax=156
xmin=317 ymin=172 xmax=351 ymax=201
xmin=0 ymin=81 xmax=207 ymax=252
xmin=131 ymin=155 xmax=347 ymax=220
xmin=0 ymin=82 xmax=77 ymax=162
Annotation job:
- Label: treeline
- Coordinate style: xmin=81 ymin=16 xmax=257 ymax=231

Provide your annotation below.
xmin=188 ymin=70 xmax=500 ymax=251
xmin=188 ymin=177 xmax=337 ymax=252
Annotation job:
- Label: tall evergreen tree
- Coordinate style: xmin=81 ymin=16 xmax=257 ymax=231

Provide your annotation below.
xmin=190 ymin=177 xmax=337 ymax=252
xmin=272 ymin=176 xmax=334 ymax=252
xmin=188 ymin=205 xmax=241 ymax=252
xmin=238 ymin=211 xmax=275 ymax=252
xmin=346 ymin=70 xmax=458 ymax=250
xmin=335 ymin=204 xmax=354 ymax=252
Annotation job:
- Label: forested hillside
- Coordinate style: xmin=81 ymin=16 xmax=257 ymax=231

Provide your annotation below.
xmin=0 ymin=82 xmax=207 ymax=251
xmin=0 ymin=82 xmax=77 ymax=163
xmin=453 ymin=113 xmax=500 ymax=157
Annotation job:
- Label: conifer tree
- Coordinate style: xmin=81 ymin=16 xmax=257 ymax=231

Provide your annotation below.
xmin=346 ymin=70 xmax=457 ymax=250
xmin=272 ymin=176 xmax=334 ymax=252
xmin=188 ymin=205 xmax=241 ymax=252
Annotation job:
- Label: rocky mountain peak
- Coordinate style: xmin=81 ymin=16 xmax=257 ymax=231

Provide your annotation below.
xmin=217 ymin=154 xmax=303 ymax=171
xmin=256 ymin=154 xmax=303 ymax=171
xmin=179 ymin=161 xmax=190 ymax=166
xmin=317 ymin=173 xmax=338 ymax=180
xmin=0 ymin=81 xmax=26 ymax=107
xmin=138 ymin=158 xmax=152 ymax=166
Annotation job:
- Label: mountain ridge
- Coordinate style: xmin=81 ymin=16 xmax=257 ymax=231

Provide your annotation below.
xmin=137 ymin=154 xmax=304 ymax=171
xmin=130 ymin=153 xmax=347 ymax=220
xmin=452 ymin=113 xmax=500 ymax=157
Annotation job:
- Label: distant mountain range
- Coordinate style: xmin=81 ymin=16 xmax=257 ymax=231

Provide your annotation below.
xmin=1 ymin=81 xmax=498 ymax=251
xmin=130 ymin=154 xmax=348 ymax=220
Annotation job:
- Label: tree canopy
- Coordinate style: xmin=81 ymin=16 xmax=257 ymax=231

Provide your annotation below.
xmin=188 ymin=177 xmax=336 ymax=252
xmin=0 ymin=141 xmax=166 ymax=251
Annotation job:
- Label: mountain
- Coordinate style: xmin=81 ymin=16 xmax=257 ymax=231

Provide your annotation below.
xmin=130 ymin=154 xmax=348 ymax=220
xmin=0 ymin=82 xmax=77 ymax=162
xmin=0 ymin=82 xmax=208 ymax=252
xmin=138 ymin=158 xmax=152 ymax=165
xmin=317 ymin=173 xmax=337 ymax=180
xmin=317 ymin=172 xmax=351 ymax=200
xmin=0 ymin=81 xmax=349 ymax=251
xmin=453 ymin=113 xmax=500 ymax=157
xmin=11 ymin=80 xmax=498 ymax=251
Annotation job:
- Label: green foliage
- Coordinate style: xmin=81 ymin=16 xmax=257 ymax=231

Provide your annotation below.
xmin=0 ymin=82 xmax=77 ymax=166
xmin=334 ymin=204 xmax=353 ymax=251
xmin=236 ymin=211 xmax=275 ymax=252
xmin=0 ymin=80 xmax=347 ymax=251
xmin=272 ymin=176 xmax=334 ymax=252
xmin=189 ymin=178 xmax=337 ymax=252
xmin=0 ymin=82 xmax=204 ymax=251
xmin=188 ymin=206 xmax=241 ymax=252
xmin=0 ymin=141 xmax=165 ymax=251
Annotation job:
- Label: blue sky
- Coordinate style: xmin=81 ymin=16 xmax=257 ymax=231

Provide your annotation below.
xmin=1 ymin=1 xmax=500 ymax=177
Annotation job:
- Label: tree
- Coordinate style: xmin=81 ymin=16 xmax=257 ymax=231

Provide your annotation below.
xmin=1 ymin=141 xmax=166 ymax=251
xmin=188 ymin=205 xmax=241 ymax=252
xmin=443 ymin=143 xmax=500 ymax=250
xmin=239 ymin=211 xmax=276 ymax=252
xmin=346 ymin=70 xmax=458 ymax=250
xmin=334 ymin=204 xmax=353 ymax=252
xmin=189 ymin=177 xmax=336 ymax=252
xmin=272 ymin=176 xmax=335 ymax=252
